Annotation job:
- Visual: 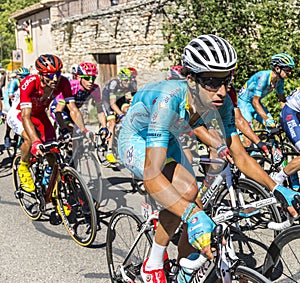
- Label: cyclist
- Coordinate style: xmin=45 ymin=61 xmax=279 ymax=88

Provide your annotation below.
xmin=229 ymin=68 xmax=269 ymax=154
xmin=7 ymin=54 xmax=90 ymax=193
xmin=119 ymin=34 xmax=300 ymax=283
xmin=128 ymin=67 xmax=138 ymax=95
xmin=50 ymin=62 xmax=108 ymax=139
xmin=238 ymin=53 xmax=294 ymax=147
xmin=102 ymin=68 xmax=137 ymax=164
xmin=273 ymin=86 xmax=300 ymax=189
xmin=3 ymin=68 xmax=30 ymax=148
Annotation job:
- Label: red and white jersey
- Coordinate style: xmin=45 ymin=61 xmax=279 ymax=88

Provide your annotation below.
xmin=17 ymin=75 xmax=74 ymax=116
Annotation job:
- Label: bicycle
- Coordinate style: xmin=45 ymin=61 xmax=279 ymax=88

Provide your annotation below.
xmin=250 ymin=127 xmax=300 ymax=188
xmin=66 ymin=132 xmax=103 ymax=209
xmin=106 ymin=199 xmax=287 ymax=282
xmin=261 ymin=224 xmax=300 ymax=282
xmin=12 ymin=140 xmax=98 ymax=247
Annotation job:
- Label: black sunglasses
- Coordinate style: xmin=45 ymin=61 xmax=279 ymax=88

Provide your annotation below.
xmin=196 ymin=74 xmax=232 ymax=91
xmin=281 ymin=67 xmax=292 ymax=72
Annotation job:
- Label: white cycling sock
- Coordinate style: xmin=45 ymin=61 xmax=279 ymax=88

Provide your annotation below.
xmin=145 ymin=240 xmax=166 ymax=270
xmin=273 ymin=169 xmax=288 ymax=184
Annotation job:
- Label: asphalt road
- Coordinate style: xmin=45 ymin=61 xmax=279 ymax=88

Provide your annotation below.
xmin=0 ymin=124 xmax=144 ymax=283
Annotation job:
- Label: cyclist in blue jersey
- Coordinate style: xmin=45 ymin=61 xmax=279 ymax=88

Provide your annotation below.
xmin=3 ymin=68 xmax=30 ymax=147
xmin=118 ymin=35 xmax=300 ymax=283
xmin=238 ymin=53 xmax=294 ymax=147
xmin=273 ymin=86 xmax=300 ymax=190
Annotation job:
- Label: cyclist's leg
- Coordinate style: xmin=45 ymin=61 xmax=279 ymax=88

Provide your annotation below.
xmin=238 ymin=99 xmax=256 ymax=147
xmin=276 ymin=106 xmax=300 ymax=188
xmin=7 ymin=106 xmax=35 ymax=192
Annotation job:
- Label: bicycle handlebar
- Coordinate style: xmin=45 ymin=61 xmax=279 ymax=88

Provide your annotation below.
xmin=180 ymin=197 xmax=294 ymax=270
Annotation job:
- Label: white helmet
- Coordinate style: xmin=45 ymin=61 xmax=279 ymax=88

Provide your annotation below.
xmin=70 ymin=64 xmax=79 ymax=75
xmin=182 ymin=34 xmax=237 ymax=73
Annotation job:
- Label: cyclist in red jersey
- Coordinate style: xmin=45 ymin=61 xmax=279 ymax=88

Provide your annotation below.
xmin=7 ymin=54 xmax=90 ymax=193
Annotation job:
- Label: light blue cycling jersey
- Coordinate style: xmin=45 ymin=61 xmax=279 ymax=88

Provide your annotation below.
xmin=118 ymin=80 xmax=236 ymax=179
xmin=238 ymin=70 xmax=284 ymax=103
xmin=4 ymin=78 xmax=19 ymax=111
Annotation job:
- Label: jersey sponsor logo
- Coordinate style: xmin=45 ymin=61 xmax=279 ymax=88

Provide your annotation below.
xmin=286 ymin=114 xmax=293 ymax=122
xmin=147 ymin=132 xmax=162 ymax=137
xmin=287 ymin=119 xmax=297 ymax=138
xmin=21 ymin=76 xmax=36 ymax=90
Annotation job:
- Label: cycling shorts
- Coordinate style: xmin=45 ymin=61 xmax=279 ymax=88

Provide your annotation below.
xmin=238 ymin=99 xmax=269 ymax=127
xmin=118 ymin=129 xmax=194 ymax=180
xmin=7 ymin=105 xmax=56 ymax=142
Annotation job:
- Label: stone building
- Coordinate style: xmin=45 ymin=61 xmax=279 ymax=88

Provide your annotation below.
xmin=9 ymin=0 xmax=173 ymax=86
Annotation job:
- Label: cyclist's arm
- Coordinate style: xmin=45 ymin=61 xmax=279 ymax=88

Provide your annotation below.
xmin=229 ymin=134 xmax=275 ymax=187
xmin=21 ymin=107 xmax=41 ymax=143
xmin=234 ymin=107 xmax=260 ymax=144
xmin=55 ymin=101 xmax=71 ymax=131
xmin=277 ymin=93 xmax=286 ymax=108
xmin=252 ymin=95 xmax=269 ymax=121
xmin=66 ymin=101 xmax=86 ymax=132
xmin=110 ymin=95 xmax=123 ymax=116
xmin=194 ymin=125 xmax=223 ymax=149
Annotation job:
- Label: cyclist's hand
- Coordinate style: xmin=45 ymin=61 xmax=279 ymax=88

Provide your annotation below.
xmin=265 ymin=118 xmax=276 ymax=128
xmin=273 ymin=184 xmax=300 ymax=218
xmin=83 ymin=129 xmax=94 ymax=141
xmin=217 ymin=144 xmax=233 ymax=164
xmin=99 ymin=127 xmax=111 ymax=140
xmin=60 ymin=128 xmax=72 ymax=142
xmin=256 ymin=141 xmax=269 ymax=155
xmin=118 ymin=114 xmax=125 ymax=123
xmin=30 ymin=140 xmax=44 ymax=156
xmin=182 ymin=205 xmax=216 ymax=259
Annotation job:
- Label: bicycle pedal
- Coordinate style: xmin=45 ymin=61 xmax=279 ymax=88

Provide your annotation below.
xmin=14 ymin=189 xmax=24 ymax=199
xmin=50 ymin=211 xmax=62 ymax=225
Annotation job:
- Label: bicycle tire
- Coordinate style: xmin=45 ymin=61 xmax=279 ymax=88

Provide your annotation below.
xmin=12 ymin=154 xmax=42 ymax=220
xmin=73 ymin=149 xmax=103 ymax=208
xmin=213 ymin=178 xmax=281 ymax=269
xmin=262 ymin=225 xmax=300 ymax=282
xmin=232 ymin=265 xmax=272 ymax=282
xmin=106 ymin=207 xmax=153 ymax=283
xmin=57 ymin=166 xmax=97 ymax=247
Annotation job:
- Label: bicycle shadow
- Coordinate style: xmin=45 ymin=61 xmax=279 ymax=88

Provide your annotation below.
xmin=0 ymin=146 xmax=13 ymax=178
xmin=90 ymin=175 xmax=142 ymax=249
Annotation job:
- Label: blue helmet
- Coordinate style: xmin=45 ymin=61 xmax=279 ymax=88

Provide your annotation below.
xmin=270 ymin=53 xmax=295 ymax=69
xmin=16 ymin=67 xmax=30 ymax=78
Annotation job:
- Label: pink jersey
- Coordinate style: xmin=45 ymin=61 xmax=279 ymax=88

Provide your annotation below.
xmin=70 ymin=79 xmax=102 ymax=108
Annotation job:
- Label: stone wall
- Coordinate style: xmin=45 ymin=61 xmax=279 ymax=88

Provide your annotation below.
xmin=51 ymin=0 xmax=174 ymax=86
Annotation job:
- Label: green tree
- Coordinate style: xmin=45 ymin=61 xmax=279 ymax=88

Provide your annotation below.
xmin=0 ymin=0 xmax=39 ymax=67
xmin=163 ymin=0 xmax=300 ymax=119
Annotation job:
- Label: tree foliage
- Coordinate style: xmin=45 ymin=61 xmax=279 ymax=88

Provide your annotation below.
xmin=163 ymin=0 xmax=300 ymax=118
xmin=0 ymin=0 xmax=39 ymax=67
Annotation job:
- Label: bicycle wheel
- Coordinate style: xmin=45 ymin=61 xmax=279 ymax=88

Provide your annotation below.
xmin=213 ymin=178 xmax=281 ymax=269
xmin=232 ymin=265 xmax=272 ymax=282
xmin=73 ymin=149 xmax=102 ymax=208
xmin=12 ymin=154 xmax=42 ymax=220
xmin=262 ymin=225 xmax=300 ymax=282
xmin=57 ymin=166 xmax=97 ymax=247
xmin=106 ymin=207 xmax=153 ymax=283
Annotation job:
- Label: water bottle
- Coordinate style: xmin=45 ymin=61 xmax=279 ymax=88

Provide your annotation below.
xmin=177 ymin=253 xmax=199 ymax=283
xmin=42 ymin=167 xmax=52 ymax=186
